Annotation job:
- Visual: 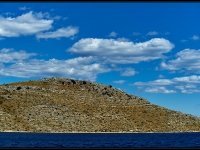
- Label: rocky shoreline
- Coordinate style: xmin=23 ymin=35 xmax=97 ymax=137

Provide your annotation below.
xmin=2 ymin=130 xmax=200 ymax=133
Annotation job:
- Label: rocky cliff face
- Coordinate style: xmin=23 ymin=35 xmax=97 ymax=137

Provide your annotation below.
xmin=0 ymin=77 xmax=200 ymax=132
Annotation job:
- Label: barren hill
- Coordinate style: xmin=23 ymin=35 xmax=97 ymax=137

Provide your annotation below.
xmin=0 ymin=77 xmax=200 ymax=132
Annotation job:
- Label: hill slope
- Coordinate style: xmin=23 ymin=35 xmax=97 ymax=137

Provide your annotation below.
xmin=0 ymin=77 xmax=200 ymax=132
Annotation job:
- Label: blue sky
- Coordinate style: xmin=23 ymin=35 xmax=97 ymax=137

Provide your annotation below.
xmin=0 ymin=2 xmax=200 ymax=117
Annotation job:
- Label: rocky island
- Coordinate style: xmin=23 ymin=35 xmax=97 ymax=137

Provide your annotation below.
xmin=0 ymin=77 xmax=200 ymax=133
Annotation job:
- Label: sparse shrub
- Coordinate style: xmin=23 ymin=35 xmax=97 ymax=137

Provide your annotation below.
xmin=16 ymin=86 xmax=22 ymax=90
xmin=71 ymin=79 xmax=76 ymax=84
xmin=102 ymin=91 xmax=112 ymax=97
xmin=82 ymin=81 xmax=87 ymax=84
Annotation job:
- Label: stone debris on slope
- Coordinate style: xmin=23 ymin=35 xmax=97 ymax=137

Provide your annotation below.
xmin=0 ymin=77 xmax=200 ymax=132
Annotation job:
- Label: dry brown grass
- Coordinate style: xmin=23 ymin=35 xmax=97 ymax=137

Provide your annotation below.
xmin=0 ymin=77 xmax=200 ymax=132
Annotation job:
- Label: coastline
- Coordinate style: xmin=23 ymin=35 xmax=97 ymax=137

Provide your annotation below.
xmin=1 ymin=130 xmax=200 ymax=134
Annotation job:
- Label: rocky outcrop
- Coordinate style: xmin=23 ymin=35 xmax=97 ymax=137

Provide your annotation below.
xmin=0 ymin=77 xmax=200 ymax=132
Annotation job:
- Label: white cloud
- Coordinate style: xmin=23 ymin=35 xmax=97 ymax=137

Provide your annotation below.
xmin=135 ymin=79 xmax=174 ymax=86
xmin=121 ymin=68 xmax=136 ymax=76
xmin=0 ymin=11 xmax=53 ymax=37
xmin=134 ymin=75 xmax=200 ymax=94
xmin=69 ymin=38 xmax=174 ymax=64
xmin=161 ymin=49 xmax=200 ymax=72
xmin=174 ymin=85 xmax=200 ymax=93
xmin=173 ymin=75 xmax=200 ymax=83
xmin=0 ymin=11 xmax=76 ymax=39
xmin=145 ymin=86 xmax=176 ymax=94
xmin=191 ymin=35 xmax=199 ymax=41
xmin=36 ymin=26 xmax=79 ymax=39
xmin=0 ymin=48 xmax=36 ymax=63
xmin=34 ymin=12 xmax=51 ymax=19
xmin=113 ymin=80 xmax=126 ymax=84
xmin=146 ymin=31 xmax=158 ymax=36
xmin=0 ymin=56 xmax=109 ymax=81
xmin=116 ymin=37 xmax=130 ymax=42
xmin=31 ymin=11 xmax=62 ymax=21
xmin=109 ymin=31 xmax=117 ymax=37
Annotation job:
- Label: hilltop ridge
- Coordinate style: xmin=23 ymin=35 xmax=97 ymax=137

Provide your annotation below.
xmin=0 ymin=77 xmax=200 ymax=132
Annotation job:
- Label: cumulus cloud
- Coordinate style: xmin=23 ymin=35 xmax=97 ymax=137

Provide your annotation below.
xmin=69 ymin=38 xmax=174 ymax=64
xmin=36 ymin=26 xmax=79 ymax=39
xmin=0 ymin=48 xmax=36 ymax=63
xmin=113 ymin=80 xmax=126 ymax=84
xmin=0 ymin=11 xmax=53 ymax=37
xmin=161 ymin=49 xmax=200 ymax=72
xmin=121 ymin=68 xmax=136 ymax=76
xmin=173 ymin=75 xmax=200 ymax=83
xmin=134 ymin=75 xmax=200 ymax=94
xmin=0 ymin=56 xmax=109 ymax=81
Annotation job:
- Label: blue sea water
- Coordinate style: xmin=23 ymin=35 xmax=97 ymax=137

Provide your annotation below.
xmin=0 ymin=132 xmax=200 ymax=148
